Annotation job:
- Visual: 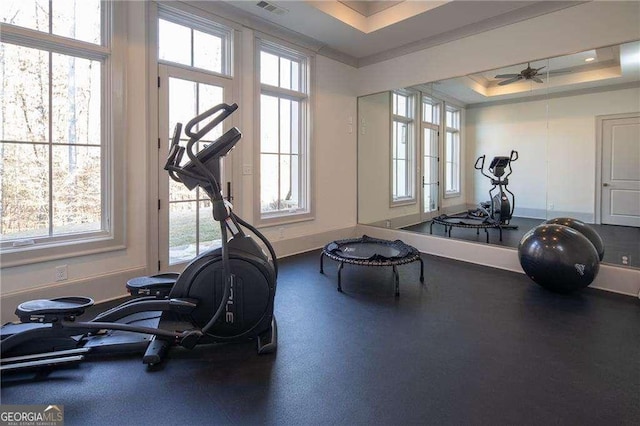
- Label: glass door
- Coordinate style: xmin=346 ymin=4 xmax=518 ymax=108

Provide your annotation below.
xmin=422 ymin=125 xmax=439 ymax=221
xmin=421 ymin=95 xmax=441 ymax=222
xmin=158 ymin=65 xmax=233 ymax=270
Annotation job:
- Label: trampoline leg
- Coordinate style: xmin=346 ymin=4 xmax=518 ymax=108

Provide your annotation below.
xmin=393 ymin=265 xmax=399 ymax=297
xmin=499 ymin=226 xmax=503 ymax=242
xmin=447 ymin=226 xmax=452 ymax=238
xmin=477 ymin=228 xmax=480 ymax=236
xmin=419 ymin=258 xmax=424 ymax=283
xmin=429 ymin=222 xmax=433 ymax=235
xmin=319 ymin=252 xmax=325 ymax=273
xmin=484 ymin=228 xmax=489 ymax=243
xmin=337 ymin=262 xmax=344 ymax=292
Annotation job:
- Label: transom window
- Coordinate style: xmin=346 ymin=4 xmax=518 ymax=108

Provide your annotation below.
xmin=423 ymin=95 xmax=441 ymax=125
xmin=158 ymin=11 xmax=232 ymax=76
xmin=257 ymin=40 xmax=310 ymax=222
xmin=0 ymin=0 xmax=121 ymax=265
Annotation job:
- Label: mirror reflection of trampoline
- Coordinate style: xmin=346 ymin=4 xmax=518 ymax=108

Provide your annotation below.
xmin=319 ymin=236 xmax=424 ymax=296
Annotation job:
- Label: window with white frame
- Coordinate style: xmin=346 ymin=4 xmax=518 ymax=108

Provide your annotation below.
xmin=0 ymin=0 xmax=123 ymax=265
xmin=444 ymin=105 xmax=461 ymax=196
xmin=391 ymin=91 xmax=415 ymax=203
xmin=258 ymin=40 xmax=310 ymax=222
xmin=158 ymin=11 xmax=232 ymax=76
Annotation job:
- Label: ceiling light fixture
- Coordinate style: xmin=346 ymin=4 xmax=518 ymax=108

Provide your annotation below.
xmin=585 ymin=57 xmax=595 ymax=62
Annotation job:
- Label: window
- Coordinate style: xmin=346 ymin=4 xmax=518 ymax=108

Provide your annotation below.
xmin=257 ymin=40 xmax=310 ymax=222
xmin=444 ymin=105 xmax=461 ymax=196
xmin=0 ymin=1 xmax=122 ymax=266
xmin=391 ymin=92 xmax=415 ymax=204
xmin=158 ymin=10 xmax=232 ymax=77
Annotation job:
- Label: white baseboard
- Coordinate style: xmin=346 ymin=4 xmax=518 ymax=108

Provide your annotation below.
xmin=0 ymin=227 xmax=353 ymax=324
xmin=4 ymin=224 xmax=635 ymax=325
xmin=272 ymin=226 xmax=358 ymax=258
xmin=366 ymin=214 xmax=423 ymax=229
xmin=357 ymin=224 xmax=640 ymax=298
xmin=1 ymin=267 xmax=146 ymax=324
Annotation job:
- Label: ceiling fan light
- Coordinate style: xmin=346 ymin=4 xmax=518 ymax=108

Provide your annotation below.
xmin=585 ymin=57 xmax=596 ymax=62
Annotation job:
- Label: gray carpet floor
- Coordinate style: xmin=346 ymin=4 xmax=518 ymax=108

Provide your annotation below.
xmin=2 ymin=250 xmax=639 ymax=425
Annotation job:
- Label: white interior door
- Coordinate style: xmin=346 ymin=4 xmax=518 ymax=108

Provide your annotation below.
xmin=158 ymin=65 xmax=233 ymax=271
xmin=601 ymin=114 xmax=640 ymax=226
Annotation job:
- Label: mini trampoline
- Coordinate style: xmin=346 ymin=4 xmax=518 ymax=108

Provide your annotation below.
xmin=430 ymin=214 xmax=502 ymax=243
xmin=319 ymin=235 xmax=424 ymax=296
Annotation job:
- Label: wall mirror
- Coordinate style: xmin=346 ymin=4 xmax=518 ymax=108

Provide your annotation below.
xmin=357 ymin=40 xmax=640 ymax=269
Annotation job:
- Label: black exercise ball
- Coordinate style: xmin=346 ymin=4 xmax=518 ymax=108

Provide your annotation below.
xmin=518 ymin=224 xmax=600 ymax=293
xmin=544 ymin=217 xmax=605 ymax=261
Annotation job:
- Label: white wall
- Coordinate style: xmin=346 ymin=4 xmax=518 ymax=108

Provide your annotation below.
xmin=466 ymin=101 xmax=549 ymax=218
xmin=547 ymin=87 xmax=640 ymax=221
xmin=357 ymin=92 xmax=391 ymax=224
xmin=237 ymin=32 xmax=359 ymax=247
xmin=357 ymin=91 xmax=422 ymax=226
xmin=358 ymin=1 xmax=640 ymax=96
xmin=466 ymin=86 xmax=640 ymax=221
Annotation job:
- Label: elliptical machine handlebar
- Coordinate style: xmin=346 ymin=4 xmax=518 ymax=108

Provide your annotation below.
xmin=473 ymin=150 xmax=519 ymax=180
xmin=165 ymin=103 xmax=239 ymax=203
xmin=474 ymin=155 xmax=494 ymax=180
xmin=184 ymin=103 xmax=238 ymax=141
xmin=503 ymin=150 xmax=519 ymax=180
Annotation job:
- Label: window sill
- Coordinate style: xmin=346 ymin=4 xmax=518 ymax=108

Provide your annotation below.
xmin=0 ymin=235 xmax=125 ymax=268
xmin=390 ymin=198 xmax=416 ymax=208
xmin=443 ymin=191 xmax=461 ymax=199
xmin=255 ymin=211 xmax=315 ymax=229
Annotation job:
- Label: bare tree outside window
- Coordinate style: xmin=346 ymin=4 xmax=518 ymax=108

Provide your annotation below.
xmin=1 ymin=0 xmax=103 ymax=244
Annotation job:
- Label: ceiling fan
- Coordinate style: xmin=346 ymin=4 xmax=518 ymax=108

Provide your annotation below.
xmin=495 ymin=63 xmax=546 ymax=86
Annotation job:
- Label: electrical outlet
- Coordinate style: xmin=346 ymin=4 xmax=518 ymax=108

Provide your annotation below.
xmin=55 ymin=265 xmax=68 ymax=282
xmin=621 ymin=254 xmax=630 ymax=266
xmin=242 ymin=164 xmax=252 ymax=175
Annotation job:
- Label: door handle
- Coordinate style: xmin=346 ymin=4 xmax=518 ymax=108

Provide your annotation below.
xmin=603 ymin=183 xmax=610 ymax=187
xmin=226 ymin=181 xmax=233 ymax=201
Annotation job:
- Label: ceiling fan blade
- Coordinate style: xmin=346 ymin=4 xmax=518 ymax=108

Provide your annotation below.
xmin=495 ymin=73 xmax=520 ymax=78
xmin=532 ymin=77 xmax=544 ymax=84
xmin=535 ymin=66 xmax=547 ymax=72
xmin=497 ymin=76 xmax=523 ymax=86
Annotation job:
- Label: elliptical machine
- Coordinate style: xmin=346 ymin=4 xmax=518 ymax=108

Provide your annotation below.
xmin=474 ymin=150 xmax=518 ymax=228
xmin=1 ymin=103 xmax=277 ymax=372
